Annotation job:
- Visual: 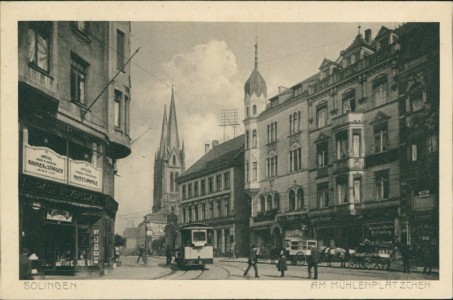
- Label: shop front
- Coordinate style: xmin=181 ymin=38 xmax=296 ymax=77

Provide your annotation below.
xmin=277 ymin=214 xmax=311 ymax=243
xmin=409 ymin=210 xmax=438 ymax=247
xmin=19 ymin=175 xmax=117 ymax=276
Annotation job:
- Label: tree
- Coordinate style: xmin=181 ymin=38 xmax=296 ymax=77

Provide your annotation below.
xmin=114 ymin=234 xmax=127 ymax=247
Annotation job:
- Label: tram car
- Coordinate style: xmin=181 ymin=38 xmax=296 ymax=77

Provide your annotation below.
xmin=284 ymin=237 xmax=317 ymax=265
xmin=174 ymin=223 xmax=214 ymax=269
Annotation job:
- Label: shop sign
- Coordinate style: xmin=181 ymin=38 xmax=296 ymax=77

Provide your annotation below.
xmin=277 ymin=214 xmax=308 ymax=223
xmin=46 ymin=209 xmax=72 ymax=222
xmin=69 ymin=159 xmax=102 ymax=192
xmin=23 ymin=144 xmax=66 ymax=183
xmin=366 ymin=223 xmax=394 ymax=237
xmin=311 ymin=215 xmax=332 ymax=223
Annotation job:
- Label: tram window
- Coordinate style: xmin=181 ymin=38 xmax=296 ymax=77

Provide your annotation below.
xmin=193 ymin=231 xmax=206 ymax=242
xmin=181 ymin=231 xmax=191 ymax=245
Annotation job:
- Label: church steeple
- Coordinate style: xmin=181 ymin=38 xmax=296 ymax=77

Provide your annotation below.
xmin=158 ymin=105 xmax=167 ymax=159
xmin=244 ymin=39 xmax=267 ymax=99
xmin=166 ymin=86 xmax=180 ymax=152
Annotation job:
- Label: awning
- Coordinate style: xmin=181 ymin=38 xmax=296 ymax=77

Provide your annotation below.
xmin=21 ymin=193 xmax=103 ymax=210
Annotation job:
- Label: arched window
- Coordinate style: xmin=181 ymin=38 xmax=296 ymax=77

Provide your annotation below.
xmin=297 ymin=188 xmax=304 ymax=210
xmin=170 ymin=172 xmax=174 ymax=192
xmin=274 ymin=193 xmax=280 ymax=210
xmin=175 ymin=172 xmax=179 ymax=192
xmin=289 ymin=190 xmax=296 ymax=211
xmin=267 ymin=194 xmax=273 ymax=211
xmin=246 ymin=130 xmax=250 ymax=149
xmin=252 ymin=130 xmax=257 ymax=148
xmin=260 ymin=195 xmax=266 ymax=212
xmin=246 ymin=106 xmax=249 ymax=117
xmin=253 ymin=105 xmax=257 ymax=115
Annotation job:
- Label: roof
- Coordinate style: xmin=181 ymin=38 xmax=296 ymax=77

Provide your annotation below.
xmin=177 ymin=135 xmax=244 ymax=182
xmin=342 ymin=33 xmax=375 ymax=55
xmin=244 ymin=68 xmax=267 ymax=98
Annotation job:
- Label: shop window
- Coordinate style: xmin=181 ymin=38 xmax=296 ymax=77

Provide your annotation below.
xmin=317 ymin=143 xmax=328 ymax=168
xmin=117 ymin=29 xmax=125 ymax=71
xmin=375 ymin=169 xmax=389 ymax=200
xmin=266 ymin=195 xmax=273 ymax=211
xmin=297 ymin=188 xmax=304 ymax=209
xmin=317 ymin=182 xmax=330 ymax=208
xmin=27 ymin=22 xmax=52 ymax=72
xmin=289 ymin=190 xmax=296 ymax=211
xmin=342 ymin=89 xmax=356 ymax=114
xmin=274 ymin=193 xmax=280 ymax=210
xmin=316 ymin=105 xmax=328 ymax=128
xmin=336 ymin=176 xmax=348 ymax=204
xmin=408 ymin=83 xmax=425 ymax=112
xmin=114 ymin=90 xmax=122 ymax=128
xmin=336 ymin=131 xmax=348 ymax=160
xmin=208 ymin=177 xmax=214 ymax=193
xmin=252 ymin=162 xmax=257 ymax=181
xmin=224 ymin=172 xmax=230 ymax=190
xmin=260 ymin=195 xmax=266 ymax=212
xmin=194 ymin=181 xmax=199 ymax=197
xmin=252 ymin=130 xmax=257 ymax=148
xmin=374 ymin=122 xmax=389 ymax=153
xmin=201 ymin=179 xmax=206 ymax=195
xmin=71 ymin=54 xmax=88 ymax=104
xmin=353 ymin=178 xmax=361 ymax=203
xmin=253 ymin=105 xmax=257 ymax=115
xmin=373 ymin=76 xmax=388 ymax=107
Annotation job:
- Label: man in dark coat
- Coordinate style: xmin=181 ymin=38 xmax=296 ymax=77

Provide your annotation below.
xmin=308 ymin=246 xmax=319 ymax=280
xmin=165 ymin=245 xmax=172 ymax=266
xmin=137 ymin=244 xmax=146 ymax=264
xmin=243 ymin=245 xmax=259 ymax=278
xmin=399 ymin=243 xmax=411 ymax=273
xmin=19 ymin=248 xmax=33 ymax=280
xmin=276 ymin=250 xmax=288 ymax=277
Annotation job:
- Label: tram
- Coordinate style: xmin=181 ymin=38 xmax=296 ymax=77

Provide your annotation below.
xmin=174 ymin=223 xmax=214 ymax=269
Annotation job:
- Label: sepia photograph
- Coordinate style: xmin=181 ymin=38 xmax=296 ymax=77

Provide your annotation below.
xmin=1 ymin=1 xmax=452 ymax=299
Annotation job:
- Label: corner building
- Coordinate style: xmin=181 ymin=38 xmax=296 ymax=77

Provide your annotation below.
xmin=18 ymin=21 xmax=132 ymax=276
xmin=245 ymin=24 xmax=439 ymax=251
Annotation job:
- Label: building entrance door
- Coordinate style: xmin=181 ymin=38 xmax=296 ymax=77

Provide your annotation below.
xmin=42 ymin=222 xmax=76 ymax=275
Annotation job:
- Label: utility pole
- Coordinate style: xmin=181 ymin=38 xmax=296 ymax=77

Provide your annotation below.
xmin=219 ymin=109 xmax=239 ymax=142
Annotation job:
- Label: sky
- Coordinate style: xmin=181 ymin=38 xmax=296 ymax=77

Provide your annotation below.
xmin=114 ymin=22 xmax=401 ymax=234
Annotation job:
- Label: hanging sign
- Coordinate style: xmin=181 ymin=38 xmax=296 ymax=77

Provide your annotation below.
xmin=69 ymin=159 xmax=102 ymax=192
xmin=23 ymin=144 xmax=66 ymax=183
xmin=46 ymin=209 xmax=73 ymax=222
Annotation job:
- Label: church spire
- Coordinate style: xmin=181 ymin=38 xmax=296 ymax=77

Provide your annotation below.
xmin=166 ymin=86 xmax=180 ymax=152
xmin=254 ymin=37 xmax=258 ymax=69
xmin=158 ymin=105 xmax=167 ymax=159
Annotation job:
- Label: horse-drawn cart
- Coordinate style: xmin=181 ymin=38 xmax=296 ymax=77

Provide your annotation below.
xmin=284 ymin=238 xmax=317 ymax=265
xmin=348 ymin=242 xmax=392 ymax=270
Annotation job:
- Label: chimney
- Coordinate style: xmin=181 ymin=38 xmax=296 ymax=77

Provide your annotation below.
xmin=212 ymin=140 xmax=219 ymax=148
xmin=205 ymin=143 xmax=210 ymax=154
xmin=365 ymin=29 xmax=372 ymax=44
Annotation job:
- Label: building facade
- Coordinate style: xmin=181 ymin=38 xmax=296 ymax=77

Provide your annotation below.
xmin=176 ymin=137 xmax=250 ymax=256
xmin=18 ymin=21 xmax=132 ymax=276
xmin=245 ymin=24 xmax=439 ymax=252
xmin=137 ymin=213 xmax=167 ymax=253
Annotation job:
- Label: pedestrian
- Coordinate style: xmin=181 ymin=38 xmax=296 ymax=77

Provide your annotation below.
xmin=243 ymin=245 xmax=259 ymax=278
xmin=136 ymin=244 xmax=145 ymax=264
xmin=165 ymin=245 xmax=172 ymax=266
xmin=399 ymin=243 xmax=411 ymax=273
xmin=276 ymin=250 xmax=288 ymax=277
xmin=230 ymin=241 xmax=237 ymax=259
xmin=422 ymin=245 xmax=434 ymax=274
xmin=20 ymin=248 xmax=33 ymax=280
xmin=308 ymin=246 xmax=319 ymax=280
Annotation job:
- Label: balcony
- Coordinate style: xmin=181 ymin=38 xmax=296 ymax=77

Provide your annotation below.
xmin=254 ymin=209 xmax=278 ymax=223
xmin=333 ymin=157 xmax=365 ymax=173
xmin=332 ymin=112 xmax=364 ymax=128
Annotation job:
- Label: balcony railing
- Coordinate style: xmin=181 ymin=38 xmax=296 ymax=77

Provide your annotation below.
xmin=332 ymin=112 xmax=364 ymax=128
xmin=254 ymin=209 xmax=278 ymax=222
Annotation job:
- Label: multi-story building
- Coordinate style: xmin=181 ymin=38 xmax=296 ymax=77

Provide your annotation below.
xmin=137 ymin=213 xmax=167 ymax=253
xmin=245 ymin=23 xmax=439 ymax=252
xmin=176 ymin=137 xmax=250 ymax=256
xmin=18 ymin=21 xmax=132 ymax=276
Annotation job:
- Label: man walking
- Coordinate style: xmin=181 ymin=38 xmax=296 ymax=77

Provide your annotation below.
xmin=137 ymin=244 xmax=146 ymax=264
xmin=308 ymin=245 xmax=319 ymax=280
xmin=165 ymin=245 xmax=172 ymax=266
xmin=243 ymin=245 xmax=259 ymax=278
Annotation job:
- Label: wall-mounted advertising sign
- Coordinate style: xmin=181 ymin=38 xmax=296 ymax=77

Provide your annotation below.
xmin=23 ymin=144 xmax=67 ymax=183
xmin=46 ymin=209 xmax=73 ymax=222
xmin=68 ymin=159 xmax=102 ymax=192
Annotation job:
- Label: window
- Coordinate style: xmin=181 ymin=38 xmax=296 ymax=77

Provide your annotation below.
xmin=71 ymin=55 xmax=88 ymax=104
xmin=252 ymin=130 xmax=257 ymax=148
xmin=336 ymin=177 xmax=348 ymax=204
xmin=182 ymin=208 xmax=186 ymax=223
xmin=114 ymin=90 xmax=122 ymax=127
xmin=246 ymin=130 xmax=250 ymax=150
xmin=293 ymin=112 xmax=298 ymax=133
xmin=175 ymin=172 xmax=179 ymax=192
xmin=188 ymin=183 xmax=192 ymax=198
xmin=224 ymin=198 xmax=230 ymax=217
xmin=352 ymin=131 xmax=361 ymax=157
xmin=375 ymin=170 xmax=389 ymax=200
xmin=201 ymin=204 xmax=206 ymax=221
xmin=182 ymin=185 xmax=186 ymax=199
xmin=268 ymin=122 xmax=278 ymax=143
xmin=274 ymin=193 xmax=280 ymax=210
xmin=267 ymin=156 xmax=278 ymax=177
xmin=224 ymin=172 xmax=230 ymax=190
xmin=408 ymin=83 xmax=424 ymax=112
xmin=253 ymin=105 xmax=257 ymax=115
xmin=336 ymin=131 xmax=348 ymax=159
xmin=317 ymin=183 xmax=330 ymax=208
xmin=374 ymin=123 xmax=389 ymax=153
xmin=194 ymin=181 xmax=199 ymax=197
xmin=317 ymin=143 xmax=328 ymax=168
xmin=173 ymin=155 xmax=176 ymax=165
xmin=353 ymin=178 xmax=361 ymax=203
xmin=208 ymin=202 xmax=213 ymax=219
xmin=125 ymin=94 xmax=130 ymax=134
xmin=117 ymin=30 xmax=125 ymax=70
xmin=274 ymin=122 xmax=278 ymax=141
xmin=270 ymin=123 xmax=274 ymax=143
xmin=216 ymin=174 xmax=222 ymax=191
xmin=252 ymin=162 xmax=257 ymax=181
xmin=289 ymin=190 xmax=296 ymax=211
xmin=427 ymin=135 xmax=438 ymax=154
xmin=290 ymin=147 xmax=302 ymax=172
xmin=267 ymin=125 xmax=270 ymax=143
xmin=289 ymin=115 xmax=293 ymax=134
xmin=208 ymin=177 xmax=214 ymax=193
xmin=170 ymin=172 xmax=174 ymax=192
xmin=266 ymin=195 xmax=273 ymax=211
xmin=216 ymin=200 xmax=221 ymax=218
xmin=316 ymin=105 xmax=327 ymax=128
xmin=246 ymin=106 xmax=249 ymax=117
xmin=201 ymin=179 xmax=206 ymax=195
xmin=342 ymin=90 xmax=356 ymax=113
xmin=27 ymin=22 xmax=51 ymax=72
xmin=373 ymin=76 xmax=388 ymax=107
xmin=195 ymin=205 xmax=199 ymax=221
xmin=297 ymin=188 xmax=304 ymax=210
xmin=298 ymin=111 xmax=301 ymax=131
xmin=260 ymin=196 xmax=266 ymax=212
xmin=246 ymin=162 xmax=250 ymax=182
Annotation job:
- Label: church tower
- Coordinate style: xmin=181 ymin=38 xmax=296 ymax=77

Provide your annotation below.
xmin=153 ymin=87 xmax=185 ymax=213
xmin=244 ymin=40 xmax=267 ymax=193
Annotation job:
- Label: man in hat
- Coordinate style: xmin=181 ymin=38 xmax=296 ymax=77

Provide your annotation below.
xmin=243 ymin=245 xmax=259 ymax=278
xmin=308 ymin=245 xmax=319 ymax=280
